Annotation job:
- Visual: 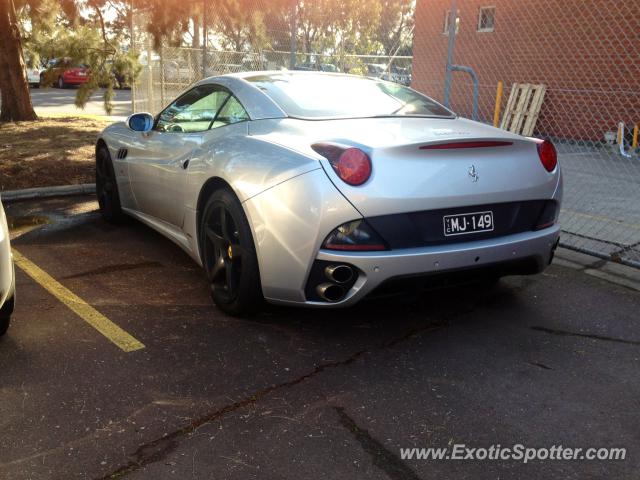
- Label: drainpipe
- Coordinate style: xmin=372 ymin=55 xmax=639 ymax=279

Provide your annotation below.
xmin=443 ymin=0 xmax=457 ymax=108
xmin=618 ymin=122 xmax=632 ymax=158
xmin=443 ymin=0 xmax=480 ymax=121
xmin=450 ymin=65 xmax=479 ymax=121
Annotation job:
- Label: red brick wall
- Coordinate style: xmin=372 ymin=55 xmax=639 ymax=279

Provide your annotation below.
xmin=411 ymin=0 xmax=640 ymax=141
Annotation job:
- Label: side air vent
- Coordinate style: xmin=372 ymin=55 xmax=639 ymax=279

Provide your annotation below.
xmin=116 ymin=148 xmax=128 ymax=160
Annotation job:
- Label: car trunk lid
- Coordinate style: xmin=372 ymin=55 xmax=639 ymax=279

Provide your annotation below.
xmin=301 ymin=117 xmax=559 ymax=218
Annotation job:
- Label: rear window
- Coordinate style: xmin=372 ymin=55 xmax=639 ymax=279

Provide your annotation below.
xmin=49 ymin=59 xmax=86 ymax=69
xmin=245 ymin=73 xmax=454 ymax=119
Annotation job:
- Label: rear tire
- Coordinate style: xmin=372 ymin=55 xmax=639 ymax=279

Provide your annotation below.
xmin=57 ymin=76 xmax=66 ymax=89
xmin=96 ymin=145 xmax=125 ymax=223
xmin=0 ymin=296 xmax=14 ymax=336
xmin=200 ymin=189 xmax=263 ymax=316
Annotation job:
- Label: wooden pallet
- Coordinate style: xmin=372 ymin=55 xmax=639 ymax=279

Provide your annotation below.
xmin=500 ymin=83 xmax=546 ymax=136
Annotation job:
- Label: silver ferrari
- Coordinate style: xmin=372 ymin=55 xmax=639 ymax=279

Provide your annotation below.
xmin=96 ymin=72 xmax=562 ymax=315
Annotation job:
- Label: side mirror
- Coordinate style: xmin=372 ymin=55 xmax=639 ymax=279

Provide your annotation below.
xmin=127 ymin=112 xmax=154 ymax=132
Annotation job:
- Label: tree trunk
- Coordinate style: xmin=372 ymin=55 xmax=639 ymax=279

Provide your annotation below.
xmin=0 ymin=0 xmax=37 ymax=122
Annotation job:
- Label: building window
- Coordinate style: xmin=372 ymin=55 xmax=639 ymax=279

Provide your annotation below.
xmin=443 ymin=10 xmax=460 ymax=35
xmin=477 ymin=6 xmax=495 ymax=32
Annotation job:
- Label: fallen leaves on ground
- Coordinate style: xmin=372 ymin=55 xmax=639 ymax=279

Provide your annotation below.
xmin=0 ymin=116 xmax=111 ymax=191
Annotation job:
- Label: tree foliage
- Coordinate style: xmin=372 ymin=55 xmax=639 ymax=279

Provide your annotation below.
xmin=11 ymin=0 xmax=139 ymax=116
xmin=136 ymin=0 xmax=194 ymax=50
xmin=1 ymin=0 xmax=415 ymax=121
xmin=134 ymin=0 xmax=413 ymax=57
xmin=376 ymin=0 xmax=415 ymax=56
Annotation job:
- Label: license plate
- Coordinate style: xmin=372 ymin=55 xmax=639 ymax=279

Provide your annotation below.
xmin=443 ymin=211 xmax=494 ymax=236
xmin=78 ymin=71 xmax=87 ymax=76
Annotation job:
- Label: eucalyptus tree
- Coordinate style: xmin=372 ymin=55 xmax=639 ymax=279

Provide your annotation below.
xmin=1 ymin=0 xmax=138 ymax=120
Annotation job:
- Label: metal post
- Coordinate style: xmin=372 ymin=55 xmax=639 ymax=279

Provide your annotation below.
xmin=147 ymin=41 xmax=154 ymax=112
xmin=443 ymin=0 xmax=457 ymax=108
xmin=159 ymin=46 xmax=165 ymax=108
xmin=493 ymin=80 xmax=503 ymax=127
xmin=130 ymin=0 xmax=135 ymax=112
xmin=202 ymin=0 xmax=207 ymax=77
xmin=289 ymin=1 xmax=297 ymax=70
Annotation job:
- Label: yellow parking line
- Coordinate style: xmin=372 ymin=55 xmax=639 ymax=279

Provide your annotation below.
xmin=12 ymin=249 xmax=145 ymax=352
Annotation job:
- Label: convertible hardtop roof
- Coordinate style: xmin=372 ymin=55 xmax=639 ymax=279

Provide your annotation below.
xmin=193 ymin=72 xmax=289 ymax=120
xmin=194 ymin=71 xmax=385 ymax=121
xmin=207 ymin=70 xmax=373 ymax=82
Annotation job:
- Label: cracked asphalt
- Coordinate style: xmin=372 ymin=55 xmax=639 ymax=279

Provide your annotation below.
xmin=1 ymin=195 xmax=639 ymax=479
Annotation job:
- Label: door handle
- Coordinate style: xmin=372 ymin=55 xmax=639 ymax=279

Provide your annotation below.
xmin=180 ymin=158 xmax=190 ymax=169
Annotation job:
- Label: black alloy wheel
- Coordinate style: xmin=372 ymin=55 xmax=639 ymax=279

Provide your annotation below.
xmin=201 ymin=190 xmax=262 ymax=316
xmin=96 ymin=146 xmax=125 ymax=223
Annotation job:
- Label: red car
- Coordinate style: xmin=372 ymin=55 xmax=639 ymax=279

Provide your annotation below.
xmin=40 ymin=58 xmax=90 ymax=88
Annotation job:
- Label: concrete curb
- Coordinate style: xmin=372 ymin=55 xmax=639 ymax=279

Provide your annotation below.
xmin=554 ymin=247 xmax=640 ymax=292
xmin=1 ymin=184 xmax=96 ymax=202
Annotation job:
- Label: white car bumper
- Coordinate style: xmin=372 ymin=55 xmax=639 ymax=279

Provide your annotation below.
xmin=0 ymin=201 xmax=15 ymax=309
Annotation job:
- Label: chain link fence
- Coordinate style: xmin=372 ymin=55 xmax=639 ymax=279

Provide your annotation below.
xmin=413 ymin=0 xmax=640 ymax=268
xmin=131 ymin=0 xmax=414 ymax=114
xmin=131 ymin=0 xmax=640 ymax=268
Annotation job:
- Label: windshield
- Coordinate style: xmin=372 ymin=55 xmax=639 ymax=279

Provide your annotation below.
xmin=245 ymin=73 xmax=454 ymax=119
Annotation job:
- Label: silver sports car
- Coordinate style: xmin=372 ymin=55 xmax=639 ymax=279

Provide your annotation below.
xmin=96 ymin=71 xmax=561 ymax=315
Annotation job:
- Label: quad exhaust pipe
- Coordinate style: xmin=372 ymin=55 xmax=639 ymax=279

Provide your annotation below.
xmin=315 ymin=264 xmax=355 ymax=302
xmin=316 ymin=283 xmax=345 ymax=303
xmin=324 ymin=264 xmax=354 ymax=284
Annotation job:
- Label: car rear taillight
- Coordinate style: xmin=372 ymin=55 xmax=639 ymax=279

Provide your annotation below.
xmin=312 ymin=143 xmax=372 ymax=186
xmin=536 ymin=139 xmax=558 ymax=172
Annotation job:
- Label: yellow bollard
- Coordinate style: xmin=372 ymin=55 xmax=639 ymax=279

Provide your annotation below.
xmin=618 ymin=123 xmax=624 ymax=145
xmin=633 ymin=125 xmax=639 ymax=149
xmin=493 ymin=81 xmax=503 ymax=128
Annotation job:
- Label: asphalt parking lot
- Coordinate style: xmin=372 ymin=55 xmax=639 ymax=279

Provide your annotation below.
xmin=27 ymin=86 xmax=132 ymax=119
xmin=1 ymin=195 xmax=639 ymax=479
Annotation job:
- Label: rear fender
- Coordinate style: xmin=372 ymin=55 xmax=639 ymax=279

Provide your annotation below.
xmin=242 ymin=169 xmax=361 ymax=302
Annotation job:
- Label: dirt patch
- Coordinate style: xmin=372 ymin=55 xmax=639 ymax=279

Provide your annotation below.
xmin=0 ymin=116 xmax=111 ymax=191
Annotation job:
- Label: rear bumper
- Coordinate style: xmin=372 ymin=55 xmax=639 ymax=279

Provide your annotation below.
xmin=268 ymin=225 xmax=560 ymax=308
xmin=63 ymin=75 xmax=89 ymax=85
